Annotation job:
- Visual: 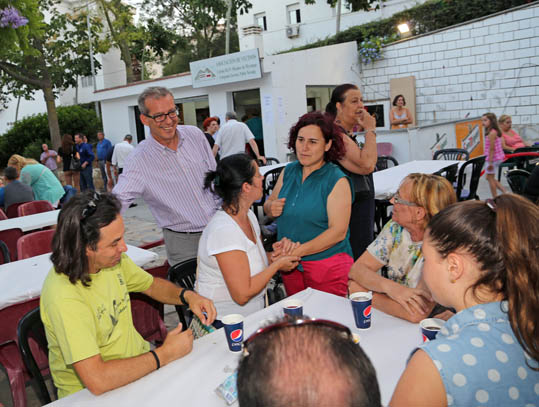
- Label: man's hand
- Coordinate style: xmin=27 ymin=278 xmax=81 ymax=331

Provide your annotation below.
xmin=184 ymin=291 xmax=216 ymax=326
xmin=258 ymin=156 xmax=267 ymax=165
xmin=82 ymin=162 xmax=88 ymax=168
xmin=268 ymin=198 xmax=286 ymax=217
xmin=157 ymin=323 xmax=194 ymax=366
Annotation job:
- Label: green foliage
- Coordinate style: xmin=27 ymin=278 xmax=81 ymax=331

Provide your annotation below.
xmin=144 ymin=0 xmax=251 ymax=76
xmin=304 ymin=0 xmax=380 ymax=11
xmin=280 ymin=0 xmax=530 ymax=55
xmin=0 ymin=105 xmax=101 ymax=166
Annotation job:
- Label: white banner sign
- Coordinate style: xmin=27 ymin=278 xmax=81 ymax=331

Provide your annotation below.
xmin=190 ymin=49 xmax=262 ymax=88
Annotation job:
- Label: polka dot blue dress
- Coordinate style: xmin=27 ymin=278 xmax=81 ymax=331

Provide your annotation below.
xmin=420 ymin=301 xmax=539 ymax=406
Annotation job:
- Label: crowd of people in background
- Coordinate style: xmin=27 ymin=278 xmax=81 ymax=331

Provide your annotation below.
xmin=3 ymin=83 xmax=537 ymax=405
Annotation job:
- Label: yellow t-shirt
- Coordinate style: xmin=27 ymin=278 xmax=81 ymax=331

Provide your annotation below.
xmin=40 ymin=253 xmax=153 ymax=398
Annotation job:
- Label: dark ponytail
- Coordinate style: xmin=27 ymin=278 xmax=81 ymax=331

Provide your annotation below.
xmin=325 ymin=83 xmax=358 ymax=119
xmin=427 ymin=195 xmax=539 ymax=369
xmin=204 ymin=153 xmax=256 ymax=215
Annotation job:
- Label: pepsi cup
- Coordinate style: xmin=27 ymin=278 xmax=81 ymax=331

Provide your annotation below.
xmin=282 ymin=299 xmax=303 ymax=317
xmin=350 ymin=292 xmax=372 ymax=329
xmin=222 ymin=314 xmax=244 ymax=352
xmin=420 ymin=318 xmax=444 ymax=342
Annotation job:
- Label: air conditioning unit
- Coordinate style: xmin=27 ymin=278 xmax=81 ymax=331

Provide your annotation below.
xmin=286 ymin=25 xmax=300 ymax=38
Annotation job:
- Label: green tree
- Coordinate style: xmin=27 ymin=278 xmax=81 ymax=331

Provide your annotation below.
xmin=0 ymin=0 xmax=108 ymax=149
xmin=143 ymin=0 xmax=252 ymax=76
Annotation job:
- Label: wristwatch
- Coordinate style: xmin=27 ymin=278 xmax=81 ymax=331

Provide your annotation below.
xmin=179 ymin=288 xmax=192 ymax=305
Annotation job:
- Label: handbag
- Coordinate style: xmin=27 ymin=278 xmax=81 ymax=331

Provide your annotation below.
xmin=70 ymin=156 xmax=81 ymax=171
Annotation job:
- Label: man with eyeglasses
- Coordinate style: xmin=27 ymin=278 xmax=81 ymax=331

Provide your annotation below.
xmin=41 ymin=191 xmax=216 ymax=398
xmin=113 ymin=86 xmax=219 ymax=266
xmin=237 ymin=316 xmax=381 ymax=407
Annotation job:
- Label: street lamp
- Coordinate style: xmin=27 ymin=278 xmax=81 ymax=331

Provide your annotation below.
xmin=398 ymin=22 xmax=411 ymax=37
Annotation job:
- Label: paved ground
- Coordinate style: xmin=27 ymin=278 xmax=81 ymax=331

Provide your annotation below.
xmin=0 ymin=176 xmax=508 ymax=406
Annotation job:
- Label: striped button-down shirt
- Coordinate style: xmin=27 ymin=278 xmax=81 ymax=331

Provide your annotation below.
xmin=113 ymin=126 xmax=220 ymax=232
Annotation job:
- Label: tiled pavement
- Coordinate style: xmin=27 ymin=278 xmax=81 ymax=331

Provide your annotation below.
xmin=0 ymin=176 xmax=508 ymax=406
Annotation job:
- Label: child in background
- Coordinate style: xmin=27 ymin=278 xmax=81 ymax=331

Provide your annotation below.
xmin=482 ymin=113 xmax=507 ymax=197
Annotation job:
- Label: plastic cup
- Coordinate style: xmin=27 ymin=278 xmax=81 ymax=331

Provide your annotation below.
xmin=350 ymin=292 xmax=372 ymax=329
xmin=420 ymin=318 xmax=445 ymax=342
xmin=222 ymin=314 xmax=244 ymax=352
xmin=282 ymin=299 xmax=303 ymax=317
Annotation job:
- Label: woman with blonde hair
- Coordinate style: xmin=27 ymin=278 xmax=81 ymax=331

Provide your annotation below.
xmin=499 ymin=114 xmax=531 ymax=152
xmin=8 ymin=154 xmax=65 ymax=207
xmin=391 ymin=195 xmax=539 ymax=406
xmin=57 ymin=133 xmax=80 ymax=191
xmin=348 ymin=173 xmax=457 ymax=322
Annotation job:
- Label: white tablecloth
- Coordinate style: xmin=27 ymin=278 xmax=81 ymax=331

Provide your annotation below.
xmin=373 ymin=160 xmax=460 ymax=199
xmin=0 ymin=210 xmax=60 ymax=232
xmin=0 ymin=245 xmax=158 ymax=311
xmin=49 ymin=288 xmax=420 ymax=406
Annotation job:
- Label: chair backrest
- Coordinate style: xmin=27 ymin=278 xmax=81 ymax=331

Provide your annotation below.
xmin=17 ymin=307 xmax=53 ymax=405
xmin=513 ymin=146 xmax=539 ymax=154
xmin=376 ymin=142 xmax=393 ymax=157
xmin=264 ymin=157 xmax=280 ymax=165
xmin=264 ymin=166 xmax=285 ymax=197
xmin=6 ymin=202 xmax=25 ymax=218
xmin=0 ymin=207 xmax=7 ymax=220
xmin=433 ymin=148 xmax=470 ymax=161
xmin=456 ymin=155 xmax=486 ymax=201
xmin=168 ymin=258 xmax=198 ymax=328
xmin=0 ymin=240 xmax=10 ymax=264
xmin=17 ymin=229 xmax=55 ymax=260
xmin=434 ymin=163 xmax=459 ymax=185
xmin=375 ymin=155 xmax=399 ymax=171
xmin=0 ymin=227 xmax=23 ymax=262
xmin=18 ymin=200 xmax=55 ymax=217
xmin=505 ymin=169 xmax=531 ymax=195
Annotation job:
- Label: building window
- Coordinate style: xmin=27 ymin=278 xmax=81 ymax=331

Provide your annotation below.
xmin=287 ymin=3 xmax=301 ymax=25
xmin=81 ymin=75 xmax=93 ymax=88
xmin=255 ymin=13 xmax=267 ymax=31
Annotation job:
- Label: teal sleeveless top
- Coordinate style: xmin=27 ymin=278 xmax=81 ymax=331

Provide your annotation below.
xmin=276 ymin=161 xmax=353 ymax=261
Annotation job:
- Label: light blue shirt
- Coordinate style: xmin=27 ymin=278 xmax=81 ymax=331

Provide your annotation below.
xmin=420 ymin=301 xmax=539 ymax=406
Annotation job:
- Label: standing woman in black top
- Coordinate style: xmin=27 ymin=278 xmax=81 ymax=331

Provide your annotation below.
xmin=326 ymin=84 xmax=378 ymax=260
xmin=57 ymin=133 xmax=80 ymax=191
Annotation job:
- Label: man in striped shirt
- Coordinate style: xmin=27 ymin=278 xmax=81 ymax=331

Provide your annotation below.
xmin=113 ymin=87 xmax=219 ymax=265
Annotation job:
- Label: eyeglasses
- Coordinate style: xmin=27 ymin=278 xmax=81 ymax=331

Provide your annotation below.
xmin=391 ymin=191 xmax=418 ymax=207
xmin=81 ymin=192 xmax=101 ymax=220
xmin=144 ymin=108 xmax=178 ymax=123
xmin=242 ymin=317 xmax=352 ymax=356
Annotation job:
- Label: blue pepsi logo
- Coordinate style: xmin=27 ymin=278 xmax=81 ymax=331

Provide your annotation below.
xmin=363 ymin=305 xmax=372 ymax=318
xmin=230 ymin=329 xmax=243 ymax=342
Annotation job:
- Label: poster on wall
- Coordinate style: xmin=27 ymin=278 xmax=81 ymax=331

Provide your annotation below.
xmin=455 ymin=120 xmax=484 ymax=158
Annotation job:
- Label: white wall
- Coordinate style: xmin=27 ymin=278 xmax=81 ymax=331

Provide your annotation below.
xmin=360 ymin=3 xmax=539 ymax=140
xmin=238 ymin=0 xmax=428 ymax=56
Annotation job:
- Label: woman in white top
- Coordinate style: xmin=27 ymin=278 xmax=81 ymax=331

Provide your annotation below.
xmin=196 ymin=153 xmax=300 ymax=324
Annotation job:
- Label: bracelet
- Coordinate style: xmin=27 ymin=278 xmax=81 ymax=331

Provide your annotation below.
xmin=149 ymin=350 xmax=160 ymax=370
xmin=179 ymin=288 xmax=192 ymax=305
xmin=365 ymin=130 xmax=376 ymax=136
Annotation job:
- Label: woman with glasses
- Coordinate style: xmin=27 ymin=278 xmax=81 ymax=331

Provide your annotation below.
xmin=391 ymin=195 xmax=538 ymax=406
xmin=348 ymin=173 xmax=457 ymax=322
xmin=264 ymin=111 xmax=353 ymax=297
xmin=196 ymin=154 xmax=300 ymax=324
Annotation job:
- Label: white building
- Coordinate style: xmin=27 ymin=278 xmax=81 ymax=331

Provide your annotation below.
xmin=94 ymin=2 xmax=538 ymax=163
xmin=237 ymin=0 xmax=429 ymax=56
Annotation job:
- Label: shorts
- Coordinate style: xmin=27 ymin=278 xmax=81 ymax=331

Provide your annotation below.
xmin=485 ymin=160 xmax=502 ymax=175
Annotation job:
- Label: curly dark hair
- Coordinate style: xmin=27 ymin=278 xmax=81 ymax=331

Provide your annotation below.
xmin=288 ymin=111 xmax=346 ymax=162
xmin=392 ymin=94 xmax=406 ymax=106
xmin=51 ymin=191 xmax=121 ymax=286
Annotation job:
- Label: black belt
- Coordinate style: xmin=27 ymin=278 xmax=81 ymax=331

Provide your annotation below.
xmin=165 ymin=228 xmax=202 ymax=235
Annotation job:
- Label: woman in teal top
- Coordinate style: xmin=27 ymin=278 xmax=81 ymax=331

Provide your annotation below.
xmin=264 ymin=112 xmax=353 ymax=297
xmin=8 ymin=154 xmax=65 ymax=207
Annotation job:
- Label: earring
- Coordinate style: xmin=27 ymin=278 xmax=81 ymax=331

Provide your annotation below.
xmin=450 ymin=279 xmax=455 ymax=284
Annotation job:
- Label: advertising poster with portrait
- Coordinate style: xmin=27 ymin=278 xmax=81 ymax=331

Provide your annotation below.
xmin=455 ymin=120 xmax=484 ymax=158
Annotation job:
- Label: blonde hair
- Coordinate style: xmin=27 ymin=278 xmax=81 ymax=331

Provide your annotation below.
xmin=404 ymin=173 xmax=457 ymax=226
xmin=7 ymin=154 xmax=39 ymax=176
xmin=498 ymin=114 xmax=511 ymax=124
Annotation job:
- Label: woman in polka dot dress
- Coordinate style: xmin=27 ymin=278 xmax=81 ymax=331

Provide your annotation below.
xmin=391 ymin=195 xmax=538 ymax=406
